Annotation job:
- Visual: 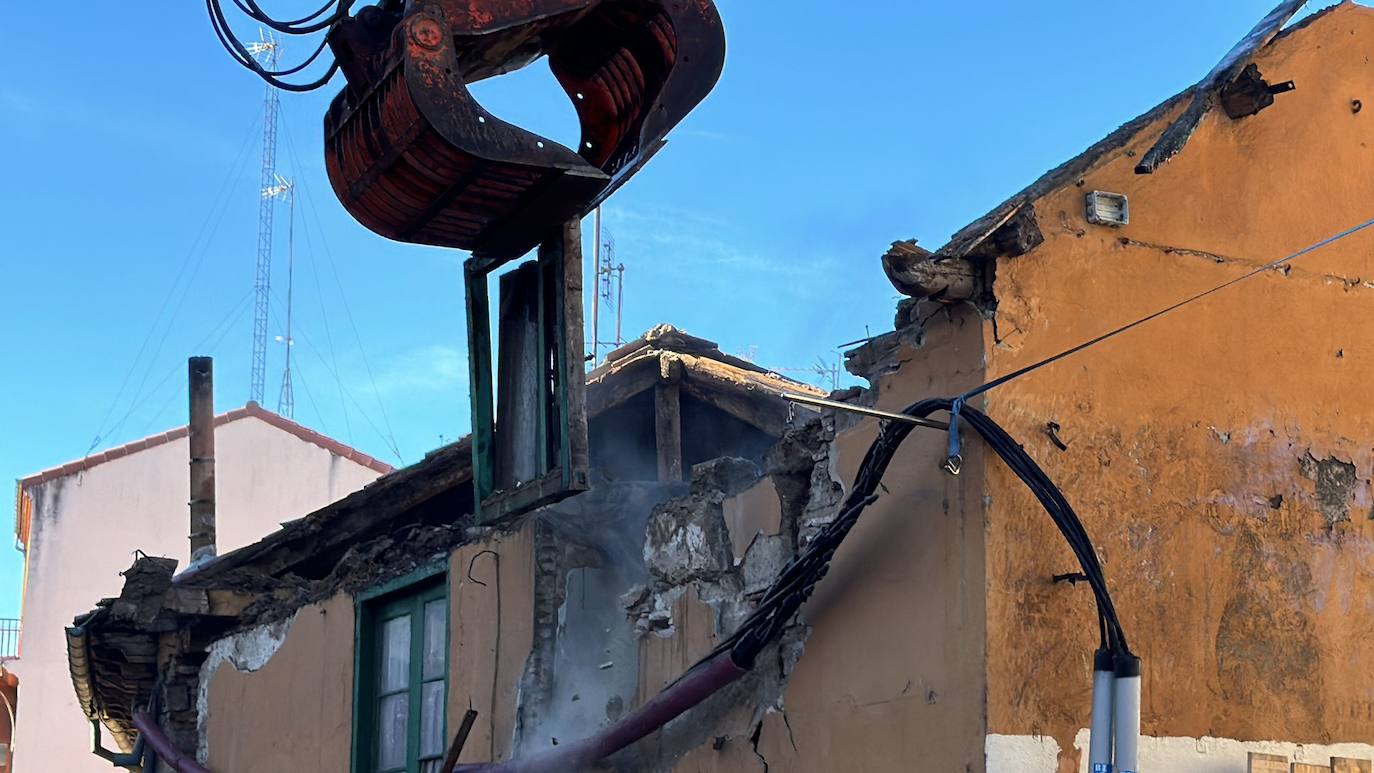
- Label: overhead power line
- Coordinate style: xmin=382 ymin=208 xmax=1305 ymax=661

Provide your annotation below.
xmin=88 ymin=111 xmax=263 ymax=454
xmin=279 ymin=116 xmax=401 ymax=461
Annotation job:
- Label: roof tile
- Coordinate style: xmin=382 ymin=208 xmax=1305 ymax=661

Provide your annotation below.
xmin=17 ymin=403 xmax=393 ymax=490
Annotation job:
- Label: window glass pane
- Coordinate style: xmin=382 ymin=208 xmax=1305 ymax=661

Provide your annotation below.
xmin=420 ymin=761 xmax=442 ymax=773
xmin=377 ymin=693 xmax=408 ymax=771
xmin=423 ymin=600 xmax=446 ymax=680
xmin=420 ymin=681 xmax=445 ymax=758
xmin=381 ymin=615 xmax=411 ymax=693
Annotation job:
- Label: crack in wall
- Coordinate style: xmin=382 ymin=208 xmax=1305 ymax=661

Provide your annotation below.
xmin=1118 ymin=236 xmax=1374 ymax=290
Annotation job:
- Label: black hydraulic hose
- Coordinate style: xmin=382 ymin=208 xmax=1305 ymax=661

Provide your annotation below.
xmin=230 ymin=0 xmax=349 ymax=32
xmin=206 ymin=0 xmax=341 ymax=91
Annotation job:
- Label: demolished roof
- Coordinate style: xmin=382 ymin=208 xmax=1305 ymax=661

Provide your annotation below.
xmin=66 ymin=324 xmax=825 ymax=748
xmin=933 ymin=1 xmax=1341 ymax=263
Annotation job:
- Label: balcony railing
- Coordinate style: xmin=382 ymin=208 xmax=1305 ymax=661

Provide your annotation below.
xmin=0 ymin=619 xmax=19 ymax=660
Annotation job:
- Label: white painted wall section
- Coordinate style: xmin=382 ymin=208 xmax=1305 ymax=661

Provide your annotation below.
xmin=11 ymin=413 xmax=384 ymax=773
xmin=986 ymin=732 xmax=1374 ymax=772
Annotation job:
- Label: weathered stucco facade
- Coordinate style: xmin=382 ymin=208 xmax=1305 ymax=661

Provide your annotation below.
xmin=66 ymin=6 xmax=1374 ymax=772
xmin=978 ymin=4 xmax=1374 ymax=769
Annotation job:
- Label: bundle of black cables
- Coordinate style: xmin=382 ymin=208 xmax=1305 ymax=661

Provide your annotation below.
xmin=206 ymin=0 xmax=361 ymax=91
xmin=705 ymin=397 xmax=1133 ymax=672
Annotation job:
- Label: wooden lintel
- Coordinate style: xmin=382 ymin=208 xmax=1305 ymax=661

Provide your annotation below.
xmin=481 ymin=467 xmax=580 ymax=523
xmin=585 ymin=357 xmax=661 ymax=416
xmin=679 ymin=375 xmax=791 ymax=437
xmin=166 ymin=588 xmax=261 ymax=618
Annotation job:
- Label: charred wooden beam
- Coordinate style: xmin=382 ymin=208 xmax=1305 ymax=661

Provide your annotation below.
xmin=882 ymin=241 xmax=981 ymax=300
xmin=1137 ymin=0 xmax=1307 ymax=174
xmin=585 ymin=355 xmax=662 ymax=416
xmin=655 ymin=357 xmax=684 ymax=482
xmin=678 ymin=368 xmax=796 ymax=437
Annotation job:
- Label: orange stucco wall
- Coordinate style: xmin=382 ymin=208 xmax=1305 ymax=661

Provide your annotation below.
xmin=196 ymin=526 xmax=540 ymax=773
xmin=450 ymin=527 xmax=538 ymax=765
xmin=747 ymin=310 xmax=990 ymax=772
xmin=981 ymin=3 xmax=1374 ymax=768
xmin=204 ymin=594 xmax=355 ymax=771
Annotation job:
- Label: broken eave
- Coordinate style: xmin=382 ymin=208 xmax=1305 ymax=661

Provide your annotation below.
xmin=931 ymin=2 xmax=1341 ymax=264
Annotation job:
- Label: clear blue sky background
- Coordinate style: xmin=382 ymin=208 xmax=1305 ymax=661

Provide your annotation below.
xmin=0 ymin=1 xmax=1328 ymax=617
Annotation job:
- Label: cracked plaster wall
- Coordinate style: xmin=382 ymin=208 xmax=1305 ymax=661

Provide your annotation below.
xmin=979 ymin=6 xmax=1374 ymax=769
xmin=201 ymin=593 xmax=354 ymax=771
xmin=630 ymin=308 xmax=991 ymax=773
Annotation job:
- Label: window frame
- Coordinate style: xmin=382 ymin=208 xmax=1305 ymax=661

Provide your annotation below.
xmin=351 ymin=562 xmax=450 ymax=773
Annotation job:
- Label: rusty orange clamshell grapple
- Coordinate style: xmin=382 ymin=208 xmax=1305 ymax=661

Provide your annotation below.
xmin=323 ymin=0 xmax=726 ymax=261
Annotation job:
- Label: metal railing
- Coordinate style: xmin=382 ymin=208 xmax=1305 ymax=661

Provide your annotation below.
xmin=0 ymin=619 xmax=20 ymax=659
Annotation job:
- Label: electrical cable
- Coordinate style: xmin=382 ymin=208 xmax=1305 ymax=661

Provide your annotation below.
xmin=132 ymin=289 xmax=256 ymax=437
xmin=454 ymin=399 xmax=1131 ymax=773
xmin=230 ymin=0 xmax=350 ymax=32
xmin=282 ymin=119 xmax=354 ymax=443
xmin=705 ymin=398 xmax=1131 ymax=679
xmin=289 ymin=158 xmax=404 ymax=462
xmin=952 ymin=213 xmax=1374 ymax=413
xmin=88 ymin=113 xmax=263 ymax=454
xmin=269 ymin=293 xmax=405 ymax=463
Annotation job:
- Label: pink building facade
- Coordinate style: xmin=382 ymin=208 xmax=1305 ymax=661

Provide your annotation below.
xmin=11 ymin=403 xmax=390 ymax=773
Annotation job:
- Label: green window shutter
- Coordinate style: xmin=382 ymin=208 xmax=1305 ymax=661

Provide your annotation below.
xmin=352 ymin=564 xmax=449 ymax=773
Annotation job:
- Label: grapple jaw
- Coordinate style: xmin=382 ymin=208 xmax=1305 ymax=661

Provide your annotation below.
xmin=324 ymin=0 xmax=725 ymax=260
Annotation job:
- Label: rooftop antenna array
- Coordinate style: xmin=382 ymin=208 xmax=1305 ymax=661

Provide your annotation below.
xmin=591 ymin=219 xmax=626 ymax=362
xmin=772 ymin=354 xmax=842 ymax=393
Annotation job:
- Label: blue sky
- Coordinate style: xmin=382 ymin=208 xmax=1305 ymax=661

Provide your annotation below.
xmin=0 ymin=1 xmax=1327 ymax=617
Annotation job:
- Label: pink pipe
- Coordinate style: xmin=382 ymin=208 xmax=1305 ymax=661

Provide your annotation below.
xmin=133 ymin=711 xmax=212 ymax=773
xmin=451 ymin=652 xmax=747 ymax=773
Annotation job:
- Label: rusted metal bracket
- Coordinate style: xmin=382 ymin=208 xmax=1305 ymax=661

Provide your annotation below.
xmin=441 ymin=709 xmax=480 ymax=773
xmin=1220 ymin=63 xmax=1295 ymax=119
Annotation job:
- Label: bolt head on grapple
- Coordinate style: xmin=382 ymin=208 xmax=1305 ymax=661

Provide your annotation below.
xmin=323 ymin=0 xmax=726 ymax=263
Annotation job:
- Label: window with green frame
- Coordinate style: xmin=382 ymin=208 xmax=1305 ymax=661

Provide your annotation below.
xmin=353 ymin=567 xmax=449 ymax=773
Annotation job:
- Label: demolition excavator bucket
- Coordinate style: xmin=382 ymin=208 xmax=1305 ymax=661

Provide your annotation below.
xmin=324 ymin=0 xmax=725 ymax=261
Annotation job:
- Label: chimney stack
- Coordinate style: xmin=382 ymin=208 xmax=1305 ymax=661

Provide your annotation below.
xmin=188 ymin=357 xmax=217 ymax=563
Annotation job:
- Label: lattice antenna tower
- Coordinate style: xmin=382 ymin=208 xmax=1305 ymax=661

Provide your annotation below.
xmin=268 ymin=176 xmax=296 ymax=418
xmin=249 ymin=30 xmax=284 ymax=405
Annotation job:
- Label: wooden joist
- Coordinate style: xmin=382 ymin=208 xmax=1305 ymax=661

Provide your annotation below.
xmin=655 ymin=356 xmax=684 ymax=482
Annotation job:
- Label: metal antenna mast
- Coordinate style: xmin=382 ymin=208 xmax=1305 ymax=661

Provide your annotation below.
xmin=270 ymin=176 xmax=296 ymax=418
xmin=249 ymin=31 xmax=281 ymax=405
xmin=591 ymin=206 xmax=602 ymax=364
xmin=591 ymin=224 xmax=625 ymax=355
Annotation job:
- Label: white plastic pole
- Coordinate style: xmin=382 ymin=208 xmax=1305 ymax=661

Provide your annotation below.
xmin=1089 ymin=649 xmax=1115 ymax=773
xmin=1112 ymin=654 xmax=1142 ymax=773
